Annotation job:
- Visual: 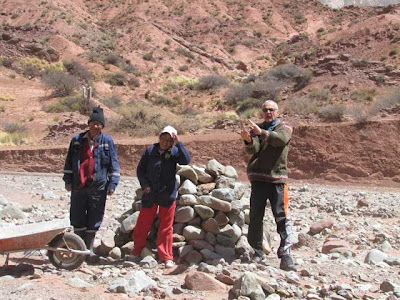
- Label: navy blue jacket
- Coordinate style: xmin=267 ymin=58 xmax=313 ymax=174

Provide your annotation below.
xmin=63 ymin=131 xmax=120 ymax=191
xmin=137 ymin=142 xmax=190 ymax=207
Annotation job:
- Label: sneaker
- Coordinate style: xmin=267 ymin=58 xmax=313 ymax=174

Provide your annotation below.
xmin=165 ymin=260 xmax=175 ymax=268
xmin=280 ymin=254 xmax=297 ymax=271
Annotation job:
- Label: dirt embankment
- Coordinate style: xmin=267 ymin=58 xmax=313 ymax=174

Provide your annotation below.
xmin=0 ymin=119 xmax=399 ymax=187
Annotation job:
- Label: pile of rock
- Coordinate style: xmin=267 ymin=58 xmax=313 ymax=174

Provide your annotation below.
xmin=95 ymin=159 xmax=270 ymax=264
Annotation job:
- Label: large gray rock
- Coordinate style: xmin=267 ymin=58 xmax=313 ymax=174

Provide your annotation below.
xmin=177 ymin=165 xmax=198 ymax=185
xmin=178 ymin=180 xmax=197 ymax=194
xmin=0 ymin=205 xmax=26 ymax=220
xmin=175 ymin=206 xmax=195 ymax=223
xmin=0 ymin=195 xmax=8 ymax=206
xmin=194 ymin=205 xmax=214 ymax=220
xmin=192 ymin=166 xmax=214 ymax=183
xmin=178 ymin=194 xmax=199 ymax=206
xmin=223 ymin=165 xmax=238 ymax=179
xmin=199 ymin=196 xmax=231 ymax=212
xmin=121 ymin=211 xmax=140 ymax=233
xmin=211 ymin=188 xmax=236 ymax=202
xmin=183 ymin=225 xmax=205 ymax=241
xmin=201 ymin=218 xmax=220 ymax=234
xmin=206 ymin=159 xmax=225 ymax=177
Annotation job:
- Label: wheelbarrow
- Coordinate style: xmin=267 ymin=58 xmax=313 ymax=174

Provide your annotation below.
xmin=0 ymin=219 xmax=90 ymax=270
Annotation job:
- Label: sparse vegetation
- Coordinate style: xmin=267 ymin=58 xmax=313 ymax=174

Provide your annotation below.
xmin=0 ymin=94 xmax=16 ymax=102
xmin=43 ymin=96 xmax=92 ymax=114
xmin=41 ymin=71 xmax=80 ymax=97
xmin=319 ymin=104 xmax=345 ymax=122
xmin=350 ymin=89 xmax=376 ymax=102
xmin=105 ymin=73 xmax=126 ymax=86
xmin=369 ymin=88 xmax=400 ymax=116
xmin=99 ymin=95 xmax=122 ymax=109
xmin=195 ymin=75 xmax=229 ymax=90
xmin=0 ymin=122 xmax=28 ymax=145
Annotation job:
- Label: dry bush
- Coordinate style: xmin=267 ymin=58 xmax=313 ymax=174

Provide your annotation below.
xmin=41 ymin=71 xmax=80 ymax=97
xmin=105 ymin=73 xmax=126 ymax=86
xmin=195 ymin=74 xmax=229 ymax=90
xmin=2 ymin=122 xmax=27 ymax=134
xmin=63 ymin=59 xmax=93 ymax=83
xmin=319 ymin=104 xmax=345 ymax=122
xmin=43 ymin=96 xmax=93 ymax=114
xmin=151 ymin=94 xmax=182 ymax=107
xmin=284 ymin=97 xmax=320 ymax=115
xmin=99 ymin=95 xmax=122 ymax=109
xmin=350 ymin=89 xmax=376 ymax=102
xmin=262 ymin=63 xmax=312 ymax=91
xmin=225 ymin=80 xmax=284 ymax=109
xmin=347 ymin=104 xmax=369 ymax=123
xmin=369 ymin=88 xmax=400 ymax=116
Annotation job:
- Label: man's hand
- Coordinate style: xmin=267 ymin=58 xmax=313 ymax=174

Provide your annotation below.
xmin=240 ymin=129 xmax=252 ymax=143
xmin=65 ymin=183 xmax=72 ymax=192
xmin=107 ymin=189 xmax=114 ymax=196
xmin=143 ymin=186 xmax=151 ymax=194
xmin=248 ymin=120 xmax=261 ymax=135
xmin=171 ymin=133 xmax=179 ymax=145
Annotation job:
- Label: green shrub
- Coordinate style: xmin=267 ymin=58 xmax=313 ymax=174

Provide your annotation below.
xmin=175 ymin=48 xmax=195 ymax=59
xmin=43 ymin=96 xmax=92 ymax=114
xmin=0 ymin=57 xmax=14 ymax=68
xmin=236 ymin=98 xmax=264 ymax=114
xmin=0 ymin=132 xmax=28 ymax=145
xmin=350 ymin=89 xmax=376 ymax=101
xmin=105 ymin=73 xmax=126 ymax=86
xmin=319 ymin=104 xmax=345 ymax=122
xmin=151 ymin=94 xmax=182 ymax=107
xmin=114 ymin=103 xmax=171 ymax=136
xmin=41 ymin=71 xmax=80 ymax=97
xmin=308 ymin=88 xmax=330 ymax=101
xmin=389 ymin=48 xmax=398 ymax=56
xmin=196 ymin=74 xmax=229 ymax=90
xmin=142 ymin=52 xmax=153 ymax=61
xmin=179 ymin=65 xmax=188 ymax=71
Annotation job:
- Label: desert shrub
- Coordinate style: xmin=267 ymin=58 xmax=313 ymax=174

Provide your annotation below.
xmin=350 ymin=89 xmax=376 ymax=101
xmin=225 ymin=83 xmax=254 ymax=106
xmin=0 ymin=105 xmax=5 ymax=112
xmin=99 ymin=95 xmax=122 ymax=109
xmin=319 ymin=104 xmax=345 ymax=122
xmin=264 ymin=63 xmax=302 ymax=81
xmin=114 ymin=103 xmax=171 ymax=136
xmin=151 ymin=94 xmax=182 ymax=107
xmin=63 ymin=59 xmax=93 ymax=82
xmin=389 ymin=48 xmax=398 ymax=56
xmin=175 ymin=48 xmax=195 ymax=59
xmin=0 ymin=132 xmax=28 ymax=145
xmin=262 ymin=63 xmax=312 ymax=91
xmin=236 ymin=98 xmax=264 ymax=114
xmin=41 ymin=71 xmax=80 ymax=97
xmin=103 ymin=52 xmax=123 ymax=66
xmin=105 ymin=73 xmax=126 ymax=86
xmin=225 ymin=80 xmax=284 ymax=107
xmin=284 ymin=97 xmax=320 ymax=115
xmin=179 ymin=65 xmax=188 ymax=71
xmin=308 ymin=88 xmax=330 ymax=101
xmin=347 ymin=104 xmax=369 ymax=123
xmin=164 ymin=76 xmax=197 ymax=91
xmin=240 ymin=107 xmax=260 ymax=118
xmin=0 ymin=57 xmax=14 ymax=68
xmin=196 ymin=74 xmax=229 ymax=90
xmin=369 ymin=88 xmax=400 ymax=115
xmin=352 ymin=59 xmax=369 ymax=68
xmin=19 ymin=58 xmax=64 ymax=76
xmin=43 ymin=96 xmax=92 ymax=114
xmin=2 ymin=122 xmax=27 ymax=134
xmin=128 ymin=77 xmax=140 ymax=89
xmin=0 ymin=94 xmax=15 ymax=101
xmin=142 ymin=52 xmax=153 ymax=61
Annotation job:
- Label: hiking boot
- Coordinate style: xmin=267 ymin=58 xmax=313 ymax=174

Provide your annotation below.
xmin=280 ymin=254 xmax=297 ymax=271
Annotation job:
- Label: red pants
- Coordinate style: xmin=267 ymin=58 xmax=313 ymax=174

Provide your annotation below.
xmin=132 ymin=202 xmax=176 ymax=261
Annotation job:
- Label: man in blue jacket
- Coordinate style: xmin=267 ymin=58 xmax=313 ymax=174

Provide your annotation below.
xmin=132 ymin=126 xmax=190 ymax=268
xmin=63 ymin=106 xmax=120 ymax=262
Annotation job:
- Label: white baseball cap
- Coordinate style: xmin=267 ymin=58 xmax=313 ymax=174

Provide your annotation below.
xmin=160 ymin=125 xmax=177 ymax=137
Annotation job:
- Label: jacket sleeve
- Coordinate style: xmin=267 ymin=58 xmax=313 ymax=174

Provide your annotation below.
xmin=107 ymin=138 xmax=120 ymax=191
xmin=244 ymin=136 xmax=260 ymax=154
xmin=137 ymin=147 xmax=151 ymax=189
xmin=62 ymin=138 xmax=74 ymax=185
xmin=174 ymin=142 xmax=191 ymax=165
xmin=262 ymin=123 xmax=292 ymax=147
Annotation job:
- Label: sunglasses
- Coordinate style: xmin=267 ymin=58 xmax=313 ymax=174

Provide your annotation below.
xmin=262 ymin=108 xmax=276 ymax=112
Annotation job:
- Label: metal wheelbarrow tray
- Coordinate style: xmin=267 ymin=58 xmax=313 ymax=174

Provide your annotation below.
xmin=0 ymin=219 xmax=89 ymax=270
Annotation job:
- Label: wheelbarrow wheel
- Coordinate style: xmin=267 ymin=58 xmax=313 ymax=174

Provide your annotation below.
xmin=48 ymin=232 xmax=86 ymax=270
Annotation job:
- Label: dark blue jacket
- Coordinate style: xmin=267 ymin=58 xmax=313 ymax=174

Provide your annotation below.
xmin=137 ymin=142 xmax=190 ymax=207
xmin=63 ymin=131 xmax=120 ymax=191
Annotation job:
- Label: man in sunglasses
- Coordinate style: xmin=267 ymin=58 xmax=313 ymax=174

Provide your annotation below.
xmin=240 ymin=100 xmax=296 ymax=271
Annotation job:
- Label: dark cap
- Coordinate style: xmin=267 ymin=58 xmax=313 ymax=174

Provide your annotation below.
xmin=88 ymin=106 xmax=105 ymax=127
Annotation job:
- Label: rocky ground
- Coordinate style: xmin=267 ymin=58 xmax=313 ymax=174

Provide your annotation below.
xmin=0 ymin=171 xmax=399 ymax=300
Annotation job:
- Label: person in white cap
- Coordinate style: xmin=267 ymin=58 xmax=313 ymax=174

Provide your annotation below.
xmin=131 ymin=125 xmax=190 ymax=268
